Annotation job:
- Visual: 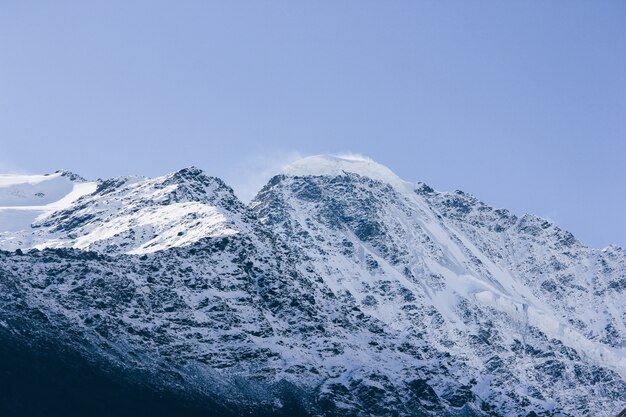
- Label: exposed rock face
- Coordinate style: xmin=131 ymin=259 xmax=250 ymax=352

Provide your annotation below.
xmin=0 ymin=155 xmax=624 ymax=416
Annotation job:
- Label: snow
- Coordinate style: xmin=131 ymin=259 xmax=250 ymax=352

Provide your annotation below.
xmin=0 ymin=172 xmax=97 ymax=232
xmin=0 ymin=160 xmax=624 ymax=416
xmin=283 ymin=154 xmax=412 ymax=191
xmin=0 ymin=168 xmax=246 ymax=254
xmin=52 ymin=202 xmax=239 ymax=255
xmin=257 ymin=156 xmax=626 ymax=414
xmin=0 ymin=172 xmax=73 ymax=206
xmin=473 ymin=289 xmax=626 ymax=377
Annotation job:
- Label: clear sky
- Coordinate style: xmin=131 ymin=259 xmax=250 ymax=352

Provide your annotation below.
xmin=0 ymin=1 xmax=624 ymax=249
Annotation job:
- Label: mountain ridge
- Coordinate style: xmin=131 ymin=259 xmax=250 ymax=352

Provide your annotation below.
xmin=0 ymin=155 xmax=624 ymax=416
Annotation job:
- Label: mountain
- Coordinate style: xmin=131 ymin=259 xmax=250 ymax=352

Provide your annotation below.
xmin=0 ymin=167 xmax=245 ymax=254
xmin=0 ymin=155 xmax=624 ymax=417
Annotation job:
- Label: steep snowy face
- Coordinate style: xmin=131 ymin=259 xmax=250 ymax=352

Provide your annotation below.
xmin=0 ymin=167 xmax=248 ymax=254
xmin=252 ymin=156 xmax=626 ymax=417
xmin=420 ymin=188 xmax=626 ymax=350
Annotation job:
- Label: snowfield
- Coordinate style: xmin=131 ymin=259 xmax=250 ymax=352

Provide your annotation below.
xmin=0 ymin=171 xmax=97 ymax=232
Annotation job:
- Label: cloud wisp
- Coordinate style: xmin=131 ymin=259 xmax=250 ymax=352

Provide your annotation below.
xmin=224 ymin=150 xmax=304 ymax=203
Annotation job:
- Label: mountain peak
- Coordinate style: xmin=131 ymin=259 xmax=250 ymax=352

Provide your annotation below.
xmin=282 ymin=154 xmax=410 ymax=190
xmin=170 ymin=166 xmax=205 ymax=178
xmin=53 ymin=170 xmax=87 ymax=183
xmin=165 ymin=166 xmax=225 ymax=188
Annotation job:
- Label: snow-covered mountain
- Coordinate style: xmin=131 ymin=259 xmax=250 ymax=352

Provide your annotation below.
xmin=0 ymin=155 xmax=624 ymax=417
xmin=0 ymin=167 xmax=245 ymax=254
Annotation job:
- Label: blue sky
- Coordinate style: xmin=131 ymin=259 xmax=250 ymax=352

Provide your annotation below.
xmin=1 ymin=1 xmax=624 ymax=248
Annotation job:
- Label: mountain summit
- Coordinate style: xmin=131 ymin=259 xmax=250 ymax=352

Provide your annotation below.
xmin=282 ymin=154 xmax=410 ymax=190
xmin=0 ymin=156 xmax=624 ymax=417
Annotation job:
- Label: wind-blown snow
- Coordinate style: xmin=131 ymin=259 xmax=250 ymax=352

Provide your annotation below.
xmin=283 ymin=154 xmax=411 ymax=191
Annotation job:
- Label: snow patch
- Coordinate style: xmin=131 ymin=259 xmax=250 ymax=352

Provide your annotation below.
xmin=0 ymin=172 xmax=73 ymax=207
xmin=0 ymin=172 xmax=96 ymax=233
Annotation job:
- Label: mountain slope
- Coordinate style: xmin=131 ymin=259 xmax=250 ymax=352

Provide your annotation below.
xmin=0 ymin=167 xmax=246 ymax=254
xmin=252 ymin=155 xmax=626 ymax=416
xmin=0 ymin=171 xmax=96 ymax=238
xmin=0 ymin=156 xmax=624 ymax=416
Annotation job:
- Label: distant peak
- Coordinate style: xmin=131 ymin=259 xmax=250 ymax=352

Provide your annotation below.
xmin=177 ymin=166 xmax=203 ymax=175
xmin=282 ymin=154 xmax=410 ymax=190
xmin=168 ymin=166 xmax=208 ymax=181
xmin=164 ymin=166 xmax=233 ymax=195
xmin=52 ymin=170 xmax=87 ymax=183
